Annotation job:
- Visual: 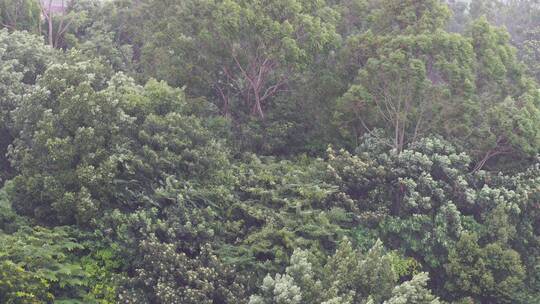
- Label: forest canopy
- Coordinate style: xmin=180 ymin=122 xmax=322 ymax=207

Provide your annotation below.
xmin=0 ymin=0 xmax=539 ymax=303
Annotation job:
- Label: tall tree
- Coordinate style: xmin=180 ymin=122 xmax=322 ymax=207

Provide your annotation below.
xmin=335 ymin=1 xmax=540 ymax=170
xmin=39 ymin=0 xmax=85 ymax=48
xmin=0 ymin=0 xmax=40 ymax=32
xmin=137 ymin=0 xmax=340 ymax=119
xmin=0 ymin=29 xmax=55 ymax=185
xmin=335 ymin=0 xmax=472 ymax=152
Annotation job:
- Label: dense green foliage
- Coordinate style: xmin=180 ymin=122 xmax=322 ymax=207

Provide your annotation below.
xmin=0 ymin=1 xmax=539 ymax=303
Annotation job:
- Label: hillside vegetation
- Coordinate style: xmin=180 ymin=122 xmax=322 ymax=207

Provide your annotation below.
xmin=0 ymin=0 xmax=539 ymax=303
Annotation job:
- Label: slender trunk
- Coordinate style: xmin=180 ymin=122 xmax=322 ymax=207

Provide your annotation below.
xmin=254 ymin=95 xmax=264 ymax=119
xmin=399 ymin=123 xmax=405 ymax=153
xmin=392 ymin=185 xmax=404 ymax=216
xmin=394 ymin=117 xmax=400 ymax=152
xmin=216 ymin=86 xmax=229 ymax=118
xmin=48 ymin=16 xmax=53 ymax=46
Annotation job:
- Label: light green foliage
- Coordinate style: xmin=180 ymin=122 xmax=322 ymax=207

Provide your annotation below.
xmin=0 ymin=260 xmax=53 ymax=304
xmin=335 ymin=0 xmax=474 ymax=152
xmin=136 ymin=107 xmax=230 ymax=184
xmin=387 ymin=251 xmax=421 ymax=279
xmin=0 ymin=203 xmax=119 ymax=304
xmin=248 ymin=248 xmax=310 ymax=304
xmin=0 ymin=29 xmax=53 ymax=84
xmin=0 ymin=29 xmax=55 ymax=184
xmin=109 ymin=75 xmax=232 ymax=202
xmin=369 ymin=0 xmax=450 ymax=35
xmin=249 ymin=273 xmax=303 ymax=304
xmin=8 ymin=60 xmax=132 ymax=225
xmin=79 ymin=245 xmax=122 ymax=304
xmin=522 ymin=27 xmax=540 ymax=82
xmin=7 ymin=56 xmax=229 ymax=225
xmin=383 ymin=272 xmax=440 ymax=304
xmin=470 ymin=17 xmax=525 ymax=97
xmin=250 ymin=238 xmax=435 ymax=304
xmin=466 ymin=16 xmax=540 ymax=168
xmin=0 ymin=226 xmax=86 ymax=302
xmin=464 ymin=0 xmax=540 ymax=83
xmin=336 ymin=30 xmax=475 ymax=151
xmin=445 ymin=232 xmax=525 ymax=303
xmin=323 ymin=239 xmax=396 ymax=303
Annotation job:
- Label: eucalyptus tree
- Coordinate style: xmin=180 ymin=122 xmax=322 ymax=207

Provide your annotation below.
xmin=137 ymin=0 xmax=340 ymax=119
xmin=335 ymin=0 xmax=540 ymax=170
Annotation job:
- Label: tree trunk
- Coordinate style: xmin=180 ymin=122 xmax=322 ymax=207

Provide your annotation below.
xmin=47 ymin=16 xmax=53 ymax=46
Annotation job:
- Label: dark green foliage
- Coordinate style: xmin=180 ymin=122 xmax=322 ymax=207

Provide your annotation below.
xmin=0 ymin=0 xmax=40 ymax=32
xmin=219 ymin=155 xmax=357 ymax=279
xmin=336 ymin=3 xmax=540 ymax=168
xmin=61 ymin=0 xmax=134 ymax=71
xmin=109 ymin=208 xmax=247 ymax=304
xmin=325 ymin=135 xmax=539 ymax=302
